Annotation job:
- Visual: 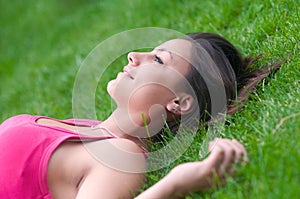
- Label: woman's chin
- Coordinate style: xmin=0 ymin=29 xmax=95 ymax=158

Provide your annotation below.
xmin=107 ymin=80 xmax=115 ymax=96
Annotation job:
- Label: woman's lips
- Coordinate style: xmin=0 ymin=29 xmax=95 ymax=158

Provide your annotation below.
xmin=124 ymin=71 xmax=134 ymax=79
xmin=123 ymin=66 xmax=134 ymax=79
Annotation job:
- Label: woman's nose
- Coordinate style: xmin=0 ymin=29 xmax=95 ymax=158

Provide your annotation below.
xmin=127 ymin=52 xmax=140 ymax=66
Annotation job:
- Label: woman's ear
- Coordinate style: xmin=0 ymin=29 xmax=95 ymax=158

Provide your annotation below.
xmin=166 ymin=94 xmax=194 ymax=115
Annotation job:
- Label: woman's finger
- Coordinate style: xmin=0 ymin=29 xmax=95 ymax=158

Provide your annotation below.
xmin=215 ymin=139 xmax=237 ymax=175
xmin=208 ymin=138 xmax=219 ymax=152
xmin=232 ymin=139 xmax=248 ymax=163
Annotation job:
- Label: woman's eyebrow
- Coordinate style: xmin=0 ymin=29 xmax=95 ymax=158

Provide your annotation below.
xmin=155 ymin=48 xmax=173 ymax=60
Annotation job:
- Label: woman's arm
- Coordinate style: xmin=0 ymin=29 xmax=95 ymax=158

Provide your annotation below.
xmin=136 ymin=138 xmax=248 ymax=199
xmin=75 ymin=138 xmax=247 ymax=199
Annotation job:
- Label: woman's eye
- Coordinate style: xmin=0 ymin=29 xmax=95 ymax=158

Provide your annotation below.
xmin=154 ymin=55 xmax=164 ymax=64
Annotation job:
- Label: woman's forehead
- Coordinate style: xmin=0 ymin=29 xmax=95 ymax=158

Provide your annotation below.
xmin=156 ymin=39 xmax=193 ymax=60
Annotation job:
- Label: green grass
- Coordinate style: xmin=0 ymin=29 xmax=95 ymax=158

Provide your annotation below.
xmin=1 ymin=0 xmax=299 ymax=198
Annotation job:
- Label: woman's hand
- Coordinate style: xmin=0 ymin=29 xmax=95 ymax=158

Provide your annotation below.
xmin=136 ymin=138 xmax=247 ymax=199
xmin=168 ymin=138 xmax=248 ymax=197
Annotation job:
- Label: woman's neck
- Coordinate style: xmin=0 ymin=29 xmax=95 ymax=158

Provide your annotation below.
xmin=98 ymin=109 xmax=150 ymax=149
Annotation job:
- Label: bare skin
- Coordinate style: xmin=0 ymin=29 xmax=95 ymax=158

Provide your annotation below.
xmin=38 ymin=119 xmax=247 ymax=199
xmin=137 ymin=139 xmax=248 ymax=198
xmin=39 ymin=39 xmax=248 ymax=198
xmin=47 ymin=141 xmax=146 ymax=199
xmin=37 ymin=119 xmax=146 ymax=199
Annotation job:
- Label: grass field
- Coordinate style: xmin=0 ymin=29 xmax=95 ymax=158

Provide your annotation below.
xmin=1 ymin=0 xmax=299 ymax=198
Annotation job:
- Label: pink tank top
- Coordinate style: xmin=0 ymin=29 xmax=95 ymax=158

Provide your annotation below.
xmin=0 ymin=114 xmax=116 ymax=199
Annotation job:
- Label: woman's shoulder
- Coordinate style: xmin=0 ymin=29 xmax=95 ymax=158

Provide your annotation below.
xmin=76 ymin=138 xmax=146 ymax=198
xmin=48 ymin=138 xmax=146 ymax=197
xmin=106 ymin=138 xmax=146 ymax=154
xmin=60 ymin=139 xmax=146 ymax=198
xmin=83 ymin=138 xmax=147 ymax=172
xmin=52 ymin=138 xmax=146 ymax=174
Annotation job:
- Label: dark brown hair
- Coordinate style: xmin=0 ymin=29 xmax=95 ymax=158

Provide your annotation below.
xmin=154 ymin=32 xmax=284 ymax=141
xmin=186 ymin=33 xmax=284 ymax=116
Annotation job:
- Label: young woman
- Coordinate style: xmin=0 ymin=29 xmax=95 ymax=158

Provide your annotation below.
xmin=0 ymin=33 xmax=281 ymax=199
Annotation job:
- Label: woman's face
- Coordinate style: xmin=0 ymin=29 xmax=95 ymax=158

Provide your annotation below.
xmin=107 ymin=39 xmax=193 ymax=125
